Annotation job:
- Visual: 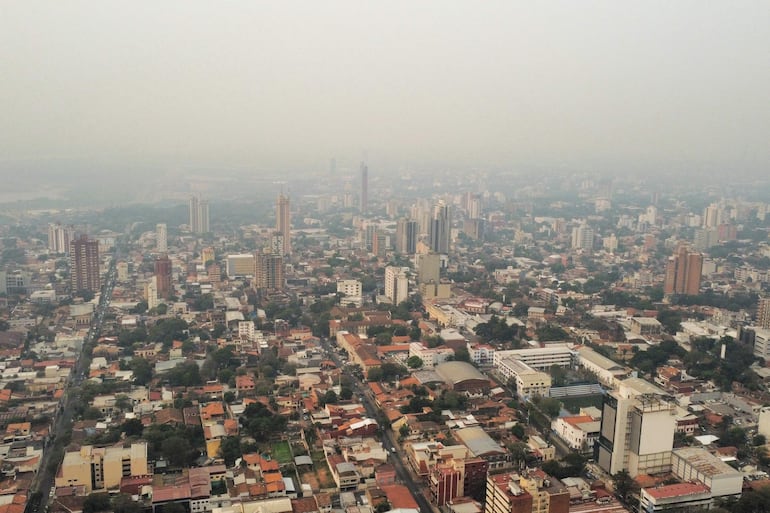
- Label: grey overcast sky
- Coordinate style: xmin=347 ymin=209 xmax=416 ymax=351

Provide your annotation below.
xmin=1 ymin=1 xmax=769 ymax=176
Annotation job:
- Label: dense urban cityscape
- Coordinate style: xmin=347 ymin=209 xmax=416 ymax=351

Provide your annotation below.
xmin=1 ymin=169 xmax=770 ymax=513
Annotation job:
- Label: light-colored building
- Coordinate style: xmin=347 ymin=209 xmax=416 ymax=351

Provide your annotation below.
xmin=156 ymin=223 xmax=167 ymax=253
xmin=227 ymin=254 xmax=256 ymax=278
xmin=497 ymin=357 xmax=551 ymax=400
xmin=639 ymin=483 xmax=712 ymax=513
xmin=670 ymin=447 xmax=743 ymax=497
xmin=55 ymin=443 xmax=149 ymax=493
xmin=337 ymin=279 xmax=363 ymax=307
xmin=596 ymin=378 xmax=677 ymax=477
xmin=467 ymin=343 xmax=495 ymax=366
xmin=576 ymin=346 xmax=629 ymax=387
xmin=384 ymin=266 xmax=409 ymax=305
xmin=551 ymin=412 xmax=601 ymax=453
xmin=409 ymin=342 xmax=454 ymax=369
xmin=494 ymin=347 xmax=574 ymax=371
xmin=752 ymin=328 xmax=770 ymax=361
xmin=630 ymin=317 xmax=663 ymax=337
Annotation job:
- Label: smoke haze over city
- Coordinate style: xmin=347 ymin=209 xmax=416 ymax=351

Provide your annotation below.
xmin=1 ymin=1 xmax=769 ymax=199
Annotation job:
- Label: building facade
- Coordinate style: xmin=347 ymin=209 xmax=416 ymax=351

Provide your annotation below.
xmin=70 ymin=234 xmax=100 ymax=293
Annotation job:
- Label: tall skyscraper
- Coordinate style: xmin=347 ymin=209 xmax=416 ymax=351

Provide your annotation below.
xmin=48 ymin=223 xmax=75 ymax=254
xmin=154 ymin=255 xmax=172 ymax=300
xmin=156 ymin=223 xmax=167 ymax=253
xmin=757 ymin=297 xmax=770 ymax=329
xmin=664 ymin=245 xmax=703 ymax=296
xmin=254 ymin=251 xmax=284 ymax=291
xmin=395 ymin=218 xmax=418 ymax=254
xmin=189 ymin=196 xmax=210 ymax=234
xmin=70 ymin=234 xmax=100 ymax=293
xmin=384 ymin=266 xmax=409 ymax=305
xmin=276 ymin=193 xmax=291 ymax=256
xmin=360 ymin=161 xmax=369 ymax=214
xmin=429 ymin=200 xmax=451 ymax=254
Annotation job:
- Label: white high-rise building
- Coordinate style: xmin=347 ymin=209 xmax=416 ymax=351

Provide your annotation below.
xmin=156 ymin=223 xmax=167 ymax=253
xmin=571 ymin=224 xmax=594 ymax=251
xmin=145 ymin=277 xmax=159 ymax=310
xmin=596 ymin=378 xmax=677 ymax=477
xmin=48 ymin=223 xmax=75 ymax=254
xmin=384 ymin=266 xmax=409 ymax=305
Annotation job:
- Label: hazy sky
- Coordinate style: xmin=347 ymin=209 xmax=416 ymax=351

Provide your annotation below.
xmin=2 ymin=1 xmax=769 ymax=176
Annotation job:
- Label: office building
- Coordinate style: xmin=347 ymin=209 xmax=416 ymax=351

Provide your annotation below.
xmin=664 ymin=245 xmax=703 ymax=296
xmin=494 ymin=347 xmax=574 ymax=370
xmin=596 ymin=378 xmax=677 ymax=477
xmin=70 ymin=234 xmax=100 ymax=293
xmin=750 ymin=327 xmax=770 ymax=360
xmin=463 ymin=218 xmax=485 ymax=241
xmin=276 ymin=193 xmax=291 ymax=255
xmin=156 ymin=223 xmax=167 ymax=253
xmin=188 ymin=196 xmax=210 ymax=234
xmin=757 ymin=297 xmax=770 ymax=329
xmin=254 ymin=251 xmax=284 ymax=291
xmin=571 ymin=224 xmax=594 ymax=251
xmin=48 ymin=223 xmax=75 ymax=254
xmin=55 ymin=443 xmax=149 ymax=494
xmin=384 ymin=266 xmax=409 ymax=305
xmin=395 ymin=218 xmax=417 ymax=255
xmin=429 ymin=200 xmax=451 ymax=254
xmin=154 ymin=255 xmax=172 ymax=300
xmin=360 ymin=161 xmax=369 ymax=214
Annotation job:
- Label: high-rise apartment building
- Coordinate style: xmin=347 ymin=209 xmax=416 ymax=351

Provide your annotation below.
xmin=429 ymin=200 xmax=451 ymax=254
xmin=595 ymin=378 xmax=677 ymax=477
xmin=384 ymin=266 xmax=409 ymax=305
xmin=664 ymin=245 xmax=703 ymax=296
xmin=48 ymin=223 xmax=75 ymax=254
xmin=156 ymin=223 xmax=167 ymax=253
xmin=270 ymin=232 xmax=285 ymax=257
xmin=254 ymin=251 xmax=284 ymax=291
xmin=360 ymin=161 xmax=369 ymax=214
xmin=276 ymin=193 xmax=291 ymax=256
xmin=189 ymin=196 xmax=210 ymax=233
xmin=571 ymin=224 xmax=594 ymax=250
xmin=757 ymin=297 xmax=770 ymax=329
xmin=154 ymin=255 xmax=172 ymax=300
xmin=70 ymin=235 xmax=100 ymax=293
xmin=396 ymin=219 xmax=418 ymax=254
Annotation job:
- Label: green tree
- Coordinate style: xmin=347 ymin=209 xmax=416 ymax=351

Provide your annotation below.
xmin=83 ymin=493 xmax=112 ymax=513
xmin=161 ymin=436 xmax=193 ymax=467
xmin=130 ymin=357 xmax=153 ymax=386
xmin=218 ymin=436 xmax=242 ymax=467
xmin=406 ymin=356 xmax=423 ymax=369
xmin=612 ymin=470 xmax=635 ymax=502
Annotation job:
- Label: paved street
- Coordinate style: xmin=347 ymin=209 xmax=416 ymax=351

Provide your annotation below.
xmin=320 ymin=338 xmax=435 ymax=513
xmin=25 ymin=242 xmax=122 ymax=513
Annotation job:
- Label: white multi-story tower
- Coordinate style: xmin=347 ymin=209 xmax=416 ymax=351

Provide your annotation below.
xmin=596 ymin=378 xmax=677 ymax=477
xmin=156 ymin=223 xmax=167 ymax=253
xmin=384 ymin=266 xmax=409 ymax=305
